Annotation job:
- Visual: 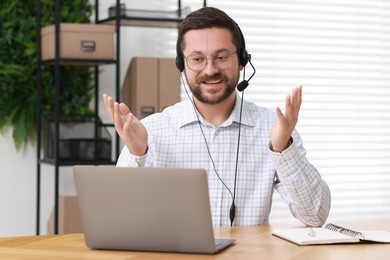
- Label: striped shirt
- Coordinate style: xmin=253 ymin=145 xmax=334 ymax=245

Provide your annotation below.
xmin=117 ymin=93 xmax=331 ymax=227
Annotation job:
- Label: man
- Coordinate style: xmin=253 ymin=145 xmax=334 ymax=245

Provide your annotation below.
xmin=103 ymin=7 xmax=331 ymax=226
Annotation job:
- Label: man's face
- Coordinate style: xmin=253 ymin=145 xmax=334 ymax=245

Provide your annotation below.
xmin=182 ymin=28 xmax=242 ymax=105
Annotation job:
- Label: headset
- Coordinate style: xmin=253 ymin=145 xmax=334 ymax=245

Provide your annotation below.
xmin=175 ymin=23 xmax=250 ymax=73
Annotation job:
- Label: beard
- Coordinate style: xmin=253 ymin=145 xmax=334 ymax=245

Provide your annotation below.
xmin=185 ymin=71 xmax=240 ymax=105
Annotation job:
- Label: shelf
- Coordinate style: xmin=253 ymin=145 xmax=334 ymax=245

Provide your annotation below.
xmin=101 ymin=123 xmax=114 ymax=127
xmin=40 ymin=158 xmax=116 ymax=166
xmin=99 ymin=6 xmax=186 ymax=28
xmin=41 ymin=58 xmax=117 ymax=66
xmin=98 ymin=16 xmax=183 ymax=28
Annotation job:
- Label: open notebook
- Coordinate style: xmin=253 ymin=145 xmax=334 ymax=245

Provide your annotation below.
xmin=272 ymin=223 xmax=390 ymax=245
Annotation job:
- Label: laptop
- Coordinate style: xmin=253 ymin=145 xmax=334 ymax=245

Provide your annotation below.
xmin=73 ymin=165 xmax=235 ymax=254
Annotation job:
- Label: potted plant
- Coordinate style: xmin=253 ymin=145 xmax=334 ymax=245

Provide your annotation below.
xmin=0 ymin=0 xmax=94 ymax=150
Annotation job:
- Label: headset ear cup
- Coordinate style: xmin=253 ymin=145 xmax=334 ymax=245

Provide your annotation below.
xmin=175 ymin=55 xmax=184 ymax=72
xmin=176 ymin=39 xmax=184 ymax=71
xmin=241 ymin=49 xmax=249 ymax=67
xmin=238 ymin=48 xmax=249 ymax=67
xmin=236 ymin=23 xmax=248 ymax=67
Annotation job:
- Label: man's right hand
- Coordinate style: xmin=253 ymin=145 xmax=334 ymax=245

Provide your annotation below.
xmin=103 ymin=94 xmax=148 ymax=156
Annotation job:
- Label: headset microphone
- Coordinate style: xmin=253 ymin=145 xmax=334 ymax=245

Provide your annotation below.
xmin=237 ymin=80 xmax=249 ymax=92
xmin=236 ymin=54 xmax=256 ymax=92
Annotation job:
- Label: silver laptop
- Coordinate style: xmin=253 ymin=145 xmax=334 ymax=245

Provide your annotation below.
xmin=73 ymin=166 xmax=235 ymax=254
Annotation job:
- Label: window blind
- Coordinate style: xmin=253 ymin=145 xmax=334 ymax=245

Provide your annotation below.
xmin=102 ymin=0 xmax=390 ymax=223
xmin=207 ymin=0 xmax=390 ymax=223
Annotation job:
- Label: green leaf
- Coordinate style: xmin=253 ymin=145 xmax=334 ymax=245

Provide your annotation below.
xmin=0 ymin=0 xmax=94 ymax=151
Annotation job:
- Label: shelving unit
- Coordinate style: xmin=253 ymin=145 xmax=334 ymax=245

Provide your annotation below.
xmin=36 ymin=0 xmax=119 ymax=235
xmin=36 ymin=0 xmax=207 ymax=235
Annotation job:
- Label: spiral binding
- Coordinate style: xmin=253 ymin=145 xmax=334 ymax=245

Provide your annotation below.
xmin=325 ymin=223 xmax=365 ymax=239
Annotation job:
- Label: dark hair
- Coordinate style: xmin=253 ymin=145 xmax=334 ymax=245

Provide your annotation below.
xmin=175 ymin=7 xmax=248 ymax=71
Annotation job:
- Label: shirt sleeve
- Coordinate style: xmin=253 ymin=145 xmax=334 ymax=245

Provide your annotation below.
xmin=116 ymin=146 xmax=148 ymax=167
xmin=270 ymin=135 xmax=331 ymax=226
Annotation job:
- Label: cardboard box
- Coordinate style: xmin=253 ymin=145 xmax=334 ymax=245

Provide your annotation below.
xmin=158 ymin=58 xmax=180 ymax=111
xmin=122 ymin=57 xmax=159 ymax=119
xmin=47 ymin=196 xmax=82 ymax=234
xmin=121 ymin=57 xmax=180 ymax=119
xmin=41 ymin=23 xmax=115 ymax=61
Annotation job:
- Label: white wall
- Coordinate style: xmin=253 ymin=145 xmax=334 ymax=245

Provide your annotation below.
xmin=0 ymin=129 xmax=83 ymax=236
xmin=0 ymin=130 xmax=36 ymax=236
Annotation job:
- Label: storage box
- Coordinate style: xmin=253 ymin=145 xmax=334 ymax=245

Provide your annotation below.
xmin=158 ymin=58 xmax=180 ymax=111
xmin=121 ymin=57 xmax=180 ymax=119
xmin=122 ymin=57 xmax=158 ymax=119
xmin=41 ymin=23 xmax=115 ymax=61
xmin=47 ymin=196 xmax=82 ymax=234
xmin=44 ymin=116 xmax=112 ymax=162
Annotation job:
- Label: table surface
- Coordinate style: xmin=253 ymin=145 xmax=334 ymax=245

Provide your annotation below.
xmin=0 ymin=220 xmax=389 ymax=259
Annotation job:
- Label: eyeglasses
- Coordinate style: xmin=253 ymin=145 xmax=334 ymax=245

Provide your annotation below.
xmin=184 ymin=51 xmax=237 ymax=71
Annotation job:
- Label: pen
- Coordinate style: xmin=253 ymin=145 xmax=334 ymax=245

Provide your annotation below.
xmin=308 ymin=228 xmax=316 ymax=237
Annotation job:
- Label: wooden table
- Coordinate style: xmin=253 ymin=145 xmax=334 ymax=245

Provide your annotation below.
xmin=0 ymin=220 xmax=389 ymax=259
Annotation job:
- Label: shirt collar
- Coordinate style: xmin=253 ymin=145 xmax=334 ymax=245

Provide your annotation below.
xmin=177 ymin=92 xmax=256 ymax=128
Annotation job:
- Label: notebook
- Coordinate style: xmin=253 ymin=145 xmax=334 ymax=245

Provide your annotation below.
xmin=73 ymin=165 xmax=235 ymax=254
xmin=272 ymin=223 xmax=390 ymax=245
